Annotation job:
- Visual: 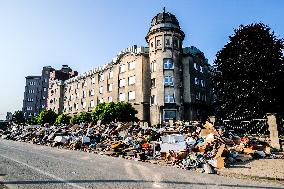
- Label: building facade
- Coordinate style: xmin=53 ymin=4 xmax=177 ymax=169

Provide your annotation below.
xmin=47 ymin=10 xmax=212 ymax=124
xmin=23 ymin=65 xmax=77 ymax=118
xmin=6 ymin=112 xmax=12 ymax=122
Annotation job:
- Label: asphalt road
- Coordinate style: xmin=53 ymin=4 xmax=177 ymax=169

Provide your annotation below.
xmin=0 ymin=139 xmax=283 ymax=189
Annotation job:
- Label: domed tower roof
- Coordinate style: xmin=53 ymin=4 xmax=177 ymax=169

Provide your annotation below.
xmin=146 ymin=8 xmax=184 ymax=42
xmin=150 ymin=11 xmax=180 ymax=28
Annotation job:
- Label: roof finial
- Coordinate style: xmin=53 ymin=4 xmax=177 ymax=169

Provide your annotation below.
xmin=163 ymin=7 xmax=166 ymax=13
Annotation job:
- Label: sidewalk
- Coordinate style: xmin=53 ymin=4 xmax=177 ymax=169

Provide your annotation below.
xmin=218 ymin=159 xmax=284 ymax=183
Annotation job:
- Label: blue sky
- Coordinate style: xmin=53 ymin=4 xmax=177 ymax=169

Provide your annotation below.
xmin=0 ymin=0 xmax=283 ymax=119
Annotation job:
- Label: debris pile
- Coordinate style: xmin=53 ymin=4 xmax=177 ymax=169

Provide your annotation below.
xmin=0 ymin=121 xmax=280 ymax=174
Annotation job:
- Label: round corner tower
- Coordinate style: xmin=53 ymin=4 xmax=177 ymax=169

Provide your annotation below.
xmin=146 ymin=9 xmax=185 ymax=124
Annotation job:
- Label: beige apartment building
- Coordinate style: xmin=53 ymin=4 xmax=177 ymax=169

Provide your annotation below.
xmin=47 ymin=10 xmax=212 ymax=125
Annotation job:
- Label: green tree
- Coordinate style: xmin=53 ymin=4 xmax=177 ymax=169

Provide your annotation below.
xmin=26 ymin=117 xmax=38 ymax=125
xmin=37 ymin=109 xmax=58 ymax=125
xmin=12 ymin=110 xmax=25 ymax=124
xmin=116 ymin=102 xmax=138 ymax=122
xmin=91 ymin=102 xmax=106 ymax=122
xmin=54 ymin=114 xmax=71 ymax=126
xmin=213 ymin=23 xmax=284 ymax=121
xmin=91 ymin=102 xmax=138 ymax=123
xmin=70 ymin=114 xmax=80 ymax=125
xmin=77 ymin=112 xmax=92 ymax=123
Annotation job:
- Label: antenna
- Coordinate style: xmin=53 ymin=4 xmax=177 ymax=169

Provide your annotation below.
xmin=163 ymin=6 xmax=166 ymax=13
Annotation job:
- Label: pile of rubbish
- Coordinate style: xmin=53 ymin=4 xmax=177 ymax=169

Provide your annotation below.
xmin=0 ymin=121 xmax=279 ymax=174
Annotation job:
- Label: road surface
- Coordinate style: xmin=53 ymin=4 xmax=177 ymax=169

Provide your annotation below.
xmin=0 ymin=139 xmax=283 ymax=189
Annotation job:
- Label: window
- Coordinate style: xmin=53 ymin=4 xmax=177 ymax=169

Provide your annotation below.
xmin=119 ymin=93 xmax=125 ymax=101
xmin=128 ymin=91 xmax=135 ymax=100
xmin=164 ymin=110 xmax=177 ymax=120
xmin=43 ymin=87 xmax=47 ymax=92
xmin=42 ymin=105 xmax=45 ymax=108
xmin=119 ymin=79 xmax=126 ymax=87
xmin=164 ymin=58 xmax=174 ymax=69
xmin=165 ymin=94 xmax=175 ymax=103
xmin=75 ymin=103 xmax=79 ymax=110
xmin=99 ymin=73 xmax=104 ymax=81
xmin=202 ymin=94 xmax=207 ymax=102
xmin=164 ymin=76 xmax=174 ymax=86
xmin=99 ymin=86 xmax=103 ymax=94
xmin=29 ymin=82 xmax=35 ymax=85
xmin=128 ymin=76 xmax=135 ymax=85
xmin=195 ymin=92 xmax=201 ymax=100
xmin=91 ymin=77 xmax=96 ymax=84
xmin=44 ymin=78 xmax=48 ymax=83
xmin=195 ymin=77 xmax=199 ymax=85
xmin=128 ymin=61 xmax=135 ymax=70
xmin=108 ymin=84 xmax=113 ymax=92
xmin=42 ymin=96 xmax=46 ymax=100
xmin=200 ymin=80 xmax=205 ymax=87
xmin=27 ymin=107 xmax=32 ymax=110
xmin=150 ymin=61 xmax=157 ymax=72
xmin=90 ymin=100 xmax=95 ymax=108
xmin=151 ymin=78 xmax=156 ymax=88
xmin=82 ymin=101 xmax=86 ymax=109
xmin=83 ymin=91 xmax=87 ymax=98
xmin=151 ymin=42 xmax=154 ymax=48
xmin=99 ymin=98 xmax=104 ymax=103
xmin=194 ymin=63 xmax=198 ymax=70
xmin=200 ymin=66 xmax=204 ymax=73
xmin=90 ymin=89 xmax=95 ymax=96
xmin=82 ymin=80 xmax=87 ymax=87
xmin=165 ymin=38 xmax=170 ymax=46
xmin=27 ymin=98 xmax=33 ymax=102
xmin=109 ymin=70 xmax=113 ymax=78
xmin=28 ymin=90 xmax=35 ymax=93
xmin=119 ymin=64 xmax=126 ymax=73
xmin=156 ymin=39 xmax=161 ymax=46
xmin=150 ymin=95 xmax=156 ymax=105
xmin=173 ymin=38 xmax=179 ymax=48
xmin=108 ymin=96 xmax=113 ymax=102
xmin=77 ymin=83 xmax=80 ymax=89
xmin=196 ymin=109 xmax=201 ymax=116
